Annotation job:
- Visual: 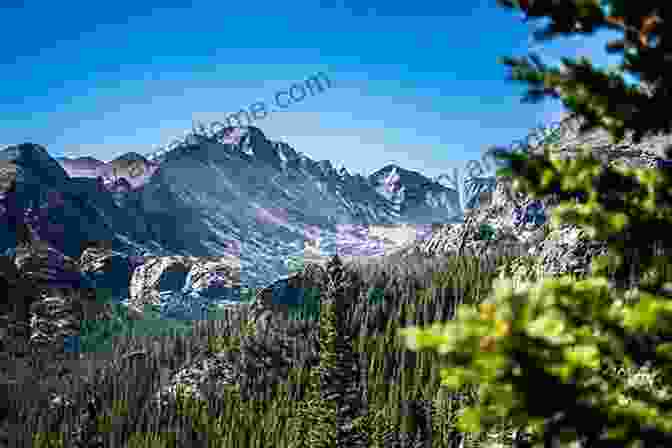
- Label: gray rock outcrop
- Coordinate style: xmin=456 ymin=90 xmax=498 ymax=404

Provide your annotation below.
xmin=77 ymin=241 xmax=141 ymax=311
xmin=182 ymin=256 xmax=241 ymax=299
xmin=150 ymin=348 xmax=239 ymax=410
xmin=127 ymin=256 xmax=195 ymax=314
xmin=125 ymin=254 xmax=241 ymax=320
xmin=404 ymin=112 xmax=671 ymax=290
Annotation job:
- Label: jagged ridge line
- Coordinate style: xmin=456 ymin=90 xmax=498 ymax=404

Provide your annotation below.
xmin=143 ymin=122 xmax=250 ymax=161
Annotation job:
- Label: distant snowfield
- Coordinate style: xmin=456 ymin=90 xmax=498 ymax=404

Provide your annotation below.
xmin=300 ymin=223 xmax=428 ymax=267
xmin=368 ymin=224 xmax=419 ymax=247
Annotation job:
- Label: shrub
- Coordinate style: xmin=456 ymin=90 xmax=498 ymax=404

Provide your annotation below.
xmin=399 ymin=2 xmax=672 ymax=447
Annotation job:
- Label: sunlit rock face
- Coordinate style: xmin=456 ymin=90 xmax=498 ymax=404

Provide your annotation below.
xmin=409 ymin=112 xmax=671 ymax=289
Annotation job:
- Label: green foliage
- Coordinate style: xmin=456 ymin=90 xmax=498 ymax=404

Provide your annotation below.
xmin=400 ymin=2 xmax=672 ymax=446
xmin=205 ymin=333 xmax=241 ymax=355
xmin=18 ymin=240 xmax=526 ymax=447
xmin=350 ymin=406 xmax=397 ymax=446
xmin=205 ymin=309 xmax=257 ymax=355
xmin=287 ymin=286 xmax=322 ymax=322
xmin=32 ymin=431 xmax=65 ymax=448
xmin=170 ymin=362 xmax=313 ymax=447
xmin=496 ymin=0 xmax=671 ymax=143
xmin=286 ymin=369 xmax=338 ymax=447
xmin=125 ymin=431 xmax=178 ymax=448
xmin=494 ymin=255 xmax=547 ymax=293
xmin=95 ymin=398 xmax=132 ymax=436
xmin=29 ymin=4 xmax=672 ymax=442
xmin=286 ymin=257 xmax=342 ymax=447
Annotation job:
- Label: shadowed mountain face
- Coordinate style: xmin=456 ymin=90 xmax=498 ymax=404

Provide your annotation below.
xmin=1 ymin=128 xmax=498 ymax=290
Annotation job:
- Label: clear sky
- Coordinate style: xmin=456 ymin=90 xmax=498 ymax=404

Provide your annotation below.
xmin=1 ymin=0 xmax=637 ymax=182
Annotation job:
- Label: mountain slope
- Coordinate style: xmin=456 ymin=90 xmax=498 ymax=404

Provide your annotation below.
xmin=129 ymin=127 xmax=467 ymax=286
xmin=2 ymin=127 xmax=497 ymax=289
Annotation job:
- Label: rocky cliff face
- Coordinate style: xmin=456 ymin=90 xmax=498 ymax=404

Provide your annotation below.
xmin=402 ymin=111 xmax=671 ymax=289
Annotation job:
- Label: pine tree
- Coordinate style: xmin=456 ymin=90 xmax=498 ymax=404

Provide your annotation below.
xmin=325 ymin=255 xmax=370 ymax=447
xmin=399 ymin=2 xmax=672 ymax=447
xmin=285 ymin=255 xmax=370 ymax=447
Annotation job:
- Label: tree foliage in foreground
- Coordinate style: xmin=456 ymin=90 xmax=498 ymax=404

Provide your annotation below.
xmin=399 ymin=1 xmax=672 ymax=447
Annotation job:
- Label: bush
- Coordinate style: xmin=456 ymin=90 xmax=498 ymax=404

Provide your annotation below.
xmin=398 ymin=2 xmax=672 ymax=447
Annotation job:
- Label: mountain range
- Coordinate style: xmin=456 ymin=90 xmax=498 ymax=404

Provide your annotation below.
xmin=0 ymin=125 xmax=498 ymax=290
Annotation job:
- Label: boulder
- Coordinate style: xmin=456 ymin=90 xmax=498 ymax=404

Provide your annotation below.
xmin=77 ymin=241 xmax=138 ymax=301
xmin=127 ymin=256 xmax=197 ymax=314
xmin=150 ymin=350 xmax=239 ymax=410
xmin=127 ymin=255 xmax=243 ymax=320
xmin=182 ymin=256 xmax=241 ymax=301
xmin=147 ymin=299 xmax=248 ymax=409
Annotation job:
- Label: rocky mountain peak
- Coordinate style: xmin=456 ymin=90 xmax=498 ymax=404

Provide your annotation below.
xmin=0 ymin=122 xmax=489 ymax=287
xmin=336 ymin=164 xmax=350 ymax=178
xmin=0 ymin=143 xmax=70 ymax=186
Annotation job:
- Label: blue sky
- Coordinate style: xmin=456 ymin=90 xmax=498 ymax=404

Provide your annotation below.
xmin=1 ymin=0 xmax=637 ymax=182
